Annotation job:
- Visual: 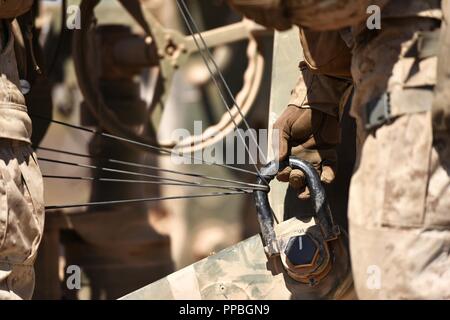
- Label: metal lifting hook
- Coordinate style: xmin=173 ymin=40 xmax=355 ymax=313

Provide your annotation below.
xmin=254 ymin=157 xmax=341 ymax=285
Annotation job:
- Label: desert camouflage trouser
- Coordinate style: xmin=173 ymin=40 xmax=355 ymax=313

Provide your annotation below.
xmin=0 ymin=18 xmax=44 ymax=300
xmin=286 ymin=16 xmax=448 ymax=298
xmin=0 ymin=140 xmax=44 ymax=300
xmin=0 ymin=139 xmax=44 ymax=299
xmin=231 ymin=0 xmax=447 ymax=300
xmin=348 ymin=111 xmax=450 ymax=299
xmin=348 ymin=16 xmax=449 ymax=299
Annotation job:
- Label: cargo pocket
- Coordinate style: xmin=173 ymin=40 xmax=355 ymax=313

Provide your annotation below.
xmin=16 ymin=145 xmax=44 ymax=263
xmin=380 ymin=112 xmax=433 ymax=228
xmin=0 ymin=143 xmax=43 ymax=264
xmin=423 ymin=136 xmax=450 ymax=228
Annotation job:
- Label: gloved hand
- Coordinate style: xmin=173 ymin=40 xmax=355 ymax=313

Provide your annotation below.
xmin=0 ymin=0 xmax=34 ymax=19
xmin=227 ymin=0 xmax=292 ymax=31
xmin=272 ymin=105 xmax=340 ymax=199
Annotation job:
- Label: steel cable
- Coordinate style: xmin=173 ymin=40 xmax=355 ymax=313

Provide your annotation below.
xmin=176 ymin=0 xmax=269 ymax=185
xmin=37 ymin=145 xmax=268 ymax=191
xmin=45 ymin=191 xmax=249 ymax=211
xmin=31 ymin=114 xmax=260 ymax=177
xmin=33 ymin=1 xmax=278 ymax=210
xmin=39 ymin=157 xmax=266 ymax=192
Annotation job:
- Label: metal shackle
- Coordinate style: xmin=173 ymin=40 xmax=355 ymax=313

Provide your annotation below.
xmin=254 ymin=157 xmax=340 ymax=257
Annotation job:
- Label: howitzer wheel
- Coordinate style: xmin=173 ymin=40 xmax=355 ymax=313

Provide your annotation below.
xmin=73 ymin=0 xmax=267 ymax=153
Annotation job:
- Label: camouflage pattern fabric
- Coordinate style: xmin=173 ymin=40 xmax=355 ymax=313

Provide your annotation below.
xmin=121 ymin=218 xmax=354 ymax=300
xmin=0 ymin=18 xmax=44 ymax=300
xmin=293 ymin=1 xmax=446 ymax=299
xmin=298 ymin=29 xmax=352 ymax=78
xmin=0 ymin=21 xmax=32 ymax=143
xmin=288 ymin=64 xmax=352 ymax=118
xmin=230 ymin=0 xmax=448 ymax=299
xmin=348 ymin=111 xmax=450 ymax=299
xmin=0 ymin=0 xmax=34 ymax=19
xmin=287 ymin=0 xmax=389 ymax=31
xmin=229 ymin=0 xmax=440 ymax=31
xmin=227 ymin=0 xmax=291 ymax=30
xmin=0 ymin=140 xmax=44 ymax=300
xmin=228 ymin=0 xmax=390 ymax=31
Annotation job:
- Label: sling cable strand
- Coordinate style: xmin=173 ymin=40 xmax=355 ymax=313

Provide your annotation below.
xmin=32 ymin=115 xmax=269 ymax=210
xmin=36 ymin=131 xmax=267 ymax=210
xmin=37 ymin=145 xmax=267 ymax=191
xmin=175 ymin=0 xmax=269 ymax=185
xmin=40 ymin=156 xmax=258 ymax=210
xmin=43 ymin=175 xmax=257 ymax=192
xmin=33 ymin=2 xmax=274 ymax=210
xmin=45 ymin=191 xmax=249 ymax=211
xmin=39 ymin=157 xmax=262 ymax=193
xmin=31 ymin=114 xmax=260 ymax=177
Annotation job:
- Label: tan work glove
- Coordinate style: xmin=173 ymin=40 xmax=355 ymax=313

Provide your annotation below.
xmin=227 ymin=0 xmax=292 ymax=31
xmin=272 ymin=106 xmax=340 ymax=199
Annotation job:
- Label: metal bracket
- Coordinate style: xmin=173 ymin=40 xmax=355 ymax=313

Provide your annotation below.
xmin=364 ymin=92 xmax=391 ymax=131
xmin=254 ymin=157 xmax=340 ymax=257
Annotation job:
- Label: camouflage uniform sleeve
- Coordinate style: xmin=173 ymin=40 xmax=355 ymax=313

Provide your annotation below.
xmin=299 ymin=29 xmax=352 ymax=78
xmin=289 ymin=29 xmax=353 ymax=118
xmin=0 ymin=12 xmax=44 ymax=300
xmin=227 ymin=0 xmax=292 ymax=30
xmin=228 ymin=0 xmax=389 ymax=31
xmin=0 ymin=0 xmax=34 ymax=19
xmin=287 ymin=0 xmax=389 ymax=31
xmin=0 ymin=20 xmax=32 ymax=143
xmin=288 ymin=65 xmax=353 ymax=119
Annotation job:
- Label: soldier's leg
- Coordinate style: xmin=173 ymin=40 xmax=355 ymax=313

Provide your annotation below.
xmin=348 ymin=15 xmax=448 ymax=299
xmin=0 ymin=141 xmax=45 ymax=300
xmin=348 ymin=111 xmax=450 ymax=299
xmin=0 ymin=18 xmax=45 ymax=300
